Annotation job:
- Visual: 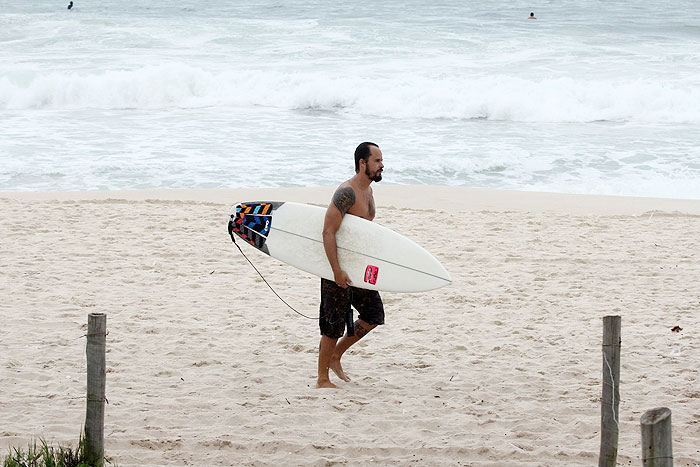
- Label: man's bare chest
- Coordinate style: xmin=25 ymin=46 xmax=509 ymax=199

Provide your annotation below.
xmin=349 ymin=193 xmax=375 ymax=220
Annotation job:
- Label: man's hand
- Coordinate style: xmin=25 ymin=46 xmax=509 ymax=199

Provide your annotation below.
xmin=334 ymin=270 xmax=353 ymax=289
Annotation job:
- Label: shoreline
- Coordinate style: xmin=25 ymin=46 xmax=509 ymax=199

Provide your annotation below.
xmin=2 ymin=185 xmax=700 ymax=216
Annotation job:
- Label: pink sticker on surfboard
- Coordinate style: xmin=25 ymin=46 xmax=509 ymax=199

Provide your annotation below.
xmin=364 ymin=265 xmax=379 ymax=285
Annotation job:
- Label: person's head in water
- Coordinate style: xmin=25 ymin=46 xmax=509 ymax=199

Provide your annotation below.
xmin=354 ymin=142 xmax=383 ymax=182
xmin=529 ymin=12 xmax=536 ymax=19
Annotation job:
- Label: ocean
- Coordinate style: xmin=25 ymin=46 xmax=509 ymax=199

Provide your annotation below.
xmin=2 ymin=0 xmax=699 ymax=198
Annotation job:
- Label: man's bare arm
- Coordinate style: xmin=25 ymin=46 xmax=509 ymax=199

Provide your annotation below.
xmin=322 ymin=186 xmax=355 ymax=287
xmin=332 ymin=186 xmax=355 ymax=215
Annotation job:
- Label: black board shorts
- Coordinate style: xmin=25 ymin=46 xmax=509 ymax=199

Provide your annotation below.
xmin=319 ymin=278 xmax=384 ymax=339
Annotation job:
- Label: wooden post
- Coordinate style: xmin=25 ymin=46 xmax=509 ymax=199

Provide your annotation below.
xmin=85 ymin=313 xmax=106 ymax=467
xmin=598 ymin=315 xmax=621 ymax=467
xmin=641 ymin=407 xmax=673 ymax=467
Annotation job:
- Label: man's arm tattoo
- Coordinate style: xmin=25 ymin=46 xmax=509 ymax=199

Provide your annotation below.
xmin=332 ymin=187 xmax=356 ymax=215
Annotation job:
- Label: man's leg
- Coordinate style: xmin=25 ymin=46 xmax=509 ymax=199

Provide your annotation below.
xmin=330 ymin=319 xmax=376 ymax=382
xmin=317 ymin=278 xmax=348 ymax=389
xmin=317 ymin=335 xmax=338 ymax=388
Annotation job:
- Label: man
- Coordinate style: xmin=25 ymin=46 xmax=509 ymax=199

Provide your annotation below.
xmin=317 ymin=142 xmax=384 ymax=389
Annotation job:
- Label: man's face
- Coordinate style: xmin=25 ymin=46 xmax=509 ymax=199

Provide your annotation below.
xmin=364 ymin=146 xmax=384 ymax=182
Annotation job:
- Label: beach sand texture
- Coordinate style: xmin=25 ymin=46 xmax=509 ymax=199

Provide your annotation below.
xmin=1 ymin=186 xmax=699 ymax=466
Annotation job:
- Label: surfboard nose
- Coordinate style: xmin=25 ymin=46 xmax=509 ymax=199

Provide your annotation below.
xmin=440 ymin=265 xmax=453 ymax=285
xmin=421 ymin=253 xmax=452 ymax=291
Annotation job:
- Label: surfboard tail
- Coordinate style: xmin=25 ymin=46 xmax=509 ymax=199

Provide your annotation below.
xmin=229 ymin=202 xmax=283 ymax=255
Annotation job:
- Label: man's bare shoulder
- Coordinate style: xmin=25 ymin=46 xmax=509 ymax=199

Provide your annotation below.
xmin=332 ymin=183 xmax=356 ymax=215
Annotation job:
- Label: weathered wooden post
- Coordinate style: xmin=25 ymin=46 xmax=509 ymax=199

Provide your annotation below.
xmin=641 ymin=407 xmax=673 ymax=467
xmin=85 ymin=313 xmax=106 ymax=467
xmin=599 ymin=315 xmax=621 ymax=467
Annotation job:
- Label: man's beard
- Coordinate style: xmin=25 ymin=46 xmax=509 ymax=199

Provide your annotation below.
xmin=365 ymin=166 xmax=382 ymax=182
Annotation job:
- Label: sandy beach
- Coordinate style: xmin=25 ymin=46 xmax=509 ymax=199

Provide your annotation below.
xmin=1 ymin=185 xmax=699 ymax=466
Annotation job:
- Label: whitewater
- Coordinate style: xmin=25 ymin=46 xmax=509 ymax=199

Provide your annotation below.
xmin=1 ymin=0 xmax=699 ymax=198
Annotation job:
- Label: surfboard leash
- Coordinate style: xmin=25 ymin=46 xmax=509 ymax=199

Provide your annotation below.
xmin=228 ymin=218 xmax=352 ymax=333
xmin=228 ymin=232 xmax=318 ymax=320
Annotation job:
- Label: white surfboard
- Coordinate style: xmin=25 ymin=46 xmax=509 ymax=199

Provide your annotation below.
xmin=228 ymin=201 xmax=451 ymax=293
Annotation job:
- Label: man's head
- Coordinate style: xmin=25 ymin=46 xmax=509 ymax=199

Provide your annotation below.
xmin=354 ymin=142 xmax=383 ymax=182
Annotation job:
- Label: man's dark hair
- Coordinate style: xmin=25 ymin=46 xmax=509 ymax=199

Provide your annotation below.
xmin=354 ymin=142 xmax=379 ymax=173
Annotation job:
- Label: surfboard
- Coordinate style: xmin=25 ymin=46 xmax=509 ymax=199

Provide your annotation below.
xmin=228 ymin=201 xmax=451 ymax=293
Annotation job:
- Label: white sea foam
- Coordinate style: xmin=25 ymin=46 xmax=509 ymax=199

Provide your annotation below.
xmin=3 ymin=66 xmax=700 ymax=124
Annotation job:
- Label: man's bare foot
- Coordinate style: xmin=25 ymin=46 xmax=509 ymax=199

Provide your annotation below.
xmin=329 ymin=357 xmax=351 ymax=382
xmin=316 ymin=378 xmax=338 ymax=389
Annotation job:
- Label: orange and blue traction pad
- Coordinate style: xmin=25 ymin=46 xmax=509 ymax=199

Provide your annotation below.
xmin=229 ymin=202 xmax=276 ymax=251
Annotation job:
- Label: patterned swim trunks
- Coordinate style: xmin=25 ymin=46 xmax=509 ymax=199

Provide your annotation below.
xmin=319 ymin=278 xmax=384 ymax=339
